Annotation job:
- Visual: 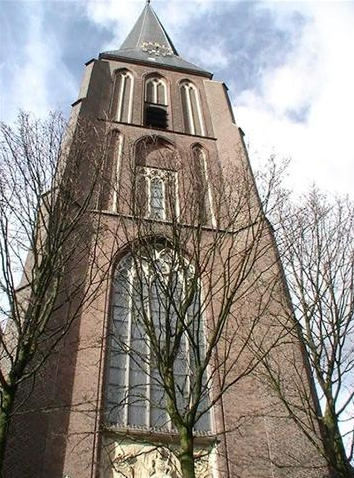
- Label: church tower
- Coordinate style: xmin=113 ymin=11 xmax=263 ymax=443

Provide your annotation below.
xmin=3 ymin=3 xmax=326 ymax=478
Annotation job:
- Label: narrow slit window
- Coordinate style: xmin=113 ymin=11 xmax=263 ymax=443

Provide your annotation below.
xmin=150 ymin=177 xmax=165 ymax=219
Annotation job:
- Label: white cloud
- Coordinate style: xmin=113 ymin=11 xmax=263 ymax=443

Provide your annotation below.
xmin=235 ymin=2 xmax=354 ymax=197
xmin=85 ymin=0 xmax=215 ymax=51
xmin=2 ymin=0 xmax=352 ymax=198
xmin=189 ymin=42 xmax=229 ymax=69
xmin=0 ymin=3 xmax=76 ymax=123
xmin=85 ymin=0 xmax=142 ymax=50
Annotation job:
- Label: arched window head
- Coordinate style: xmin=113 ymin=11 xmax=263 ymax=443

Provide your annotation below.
xmin=105 ymin=246 xmax=211 ymax=433
xmin=110 ymin=69 xmax=134 ymax=123
xmin=145 ymin=76 xmax=168 ymax=129
xmin=145 ymin=77 xmax=167 ymax=105
xmin=181 ymin=81 xmax=205 ymax=136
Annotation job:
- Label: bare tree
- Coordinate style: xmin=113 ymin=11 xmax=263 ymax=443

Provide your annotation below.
xmin=100 ymin=145 xmax=322 ymax=478
xmin=263 ymin=186 xmax=354 ymax=478
xmin=0 ymin=120 xmax=329 ymax=478
xmin=0 ymin=112 xmax=109 ymax=469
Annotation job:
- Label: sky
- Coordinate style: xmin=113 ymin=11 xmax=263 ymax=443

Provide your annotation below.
xmin=1 ymin=0 xmax=353 ymax=197
xmin=0 ymin=0 xmax=353 ymax=456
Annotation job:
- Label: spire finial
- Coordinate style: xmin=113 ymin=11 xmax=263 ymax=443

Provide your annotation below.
xmin=146 ymin=0 xmax=150 ymax=4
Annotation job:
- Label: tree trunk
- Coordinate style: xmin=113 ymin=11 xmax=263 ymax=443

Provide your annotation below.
xmin=323 ymin=404 xmax=354 ymax=478
xmin=178 ymin=427 xmax=195 ymax=478
xmin=0 ymin=387 xmax=15 ymax=471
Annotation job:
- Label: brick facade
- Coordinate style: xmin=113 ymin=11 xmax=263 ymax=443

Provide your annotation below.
xmin=3 ymin=6 xmax=327 ymax=478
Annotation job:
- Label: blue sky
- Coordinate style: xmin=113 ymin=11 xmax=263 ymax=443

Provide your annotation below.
xmin=1 ymin=0 xmax=354 ymax=196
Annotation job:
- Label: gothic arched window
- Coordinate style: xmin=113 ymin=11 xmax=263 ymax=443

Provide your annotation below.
xmin=145 ymin=76 xmax=168 ymax=130
xmin=111 ymin=132 xmax=124 ymax=212
xmin=105 ymin=246 xmax=211 ymax=433
xmin=110 ymin=69 xmax=134 ymax=123
xmin=135 ymin=167 xmax=177 ymax=221
xmin=181 ymin=81 xmax=205 ymax=136
xmin=192 ymin=145 xmax=216 ymax=227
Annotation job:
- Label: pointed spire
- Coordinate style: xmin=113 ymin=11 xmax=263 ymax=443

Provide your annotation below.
xmin=100 ymin=3 xmax=211 ymax=77
xmin=119 ymin=2 xmax=178 ymax=56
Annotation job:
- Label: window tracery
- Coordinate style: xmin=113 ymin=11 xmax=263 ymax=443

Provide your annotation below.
xmin=145 ymin=77 xmax=167 ymax=105
xmin=105 ymin=246 xmax=211 ymax=434
xmin=135 ymin=166 xmax=177 ymax=220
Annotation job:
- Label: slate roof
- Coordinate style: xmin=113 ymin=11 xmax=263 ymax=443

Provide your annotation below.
xmin=99 ymin=2 xmax=212 ymax=78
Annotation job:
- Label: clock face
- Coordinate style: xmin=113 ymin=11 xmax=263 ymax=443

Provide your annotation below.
xmin=141 ymin=41 xmax=173 ymax=57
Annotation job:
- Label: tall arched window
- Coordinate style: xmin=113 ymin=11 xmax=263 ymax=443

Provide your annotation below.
xmin=145 ymin=76 xmax=168 ymax=129
xmin=105 ymin=246 xmax=211 ymax=433
xmin=181 ymin=81 xmax=205 ymax=136
xmin=110 ymin=69 xmax=134 ymax=123
xmin=111 ymin=132 xmax=124 ymax=212
xmin=192 ymin=145 xmax=216 ymax=227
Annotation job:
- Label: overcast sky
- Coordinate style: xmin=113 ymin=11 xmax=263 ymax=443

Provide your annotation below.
xmin=1 ymin=0 xmax=353 ymax=196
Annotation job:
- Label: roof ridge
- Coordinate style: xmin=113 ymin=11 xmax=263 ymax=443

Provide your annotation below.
xmin=136 ymin=5 xmax=148 ymax=50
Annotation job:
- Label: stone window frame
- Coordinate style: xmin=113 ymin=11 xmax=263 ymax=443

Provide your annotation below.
xmin=145 ymin=76 xmax=168 ymax=106
xmin=111 ymin=131 xmax=124 ymax=212
xmin=110 ymin=69 xmax=134 ymax=123
xmin=144 ymin=75 xmax=169 ymax=130
xmin=180 ymin=80 xmax=205 ymax=136
xmin=192 ymin=144 xmax=216 ymax=228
